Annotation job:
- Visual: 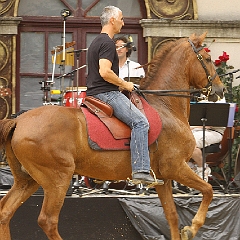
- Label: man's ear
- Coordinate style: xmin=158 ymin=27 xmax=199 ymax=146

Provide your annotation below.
xmin=110 ymin=17 xmax=115 ymax=25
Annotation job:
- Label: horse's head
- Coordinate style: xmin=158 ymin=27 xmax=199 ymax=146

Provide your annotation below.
xmin=188 ymin=32 xmax=226 ymax=102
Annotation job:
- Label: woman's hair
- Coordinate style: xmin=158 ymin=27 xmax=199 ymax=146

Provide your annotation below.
xmin=114 ymin=36 xmax=132 ymax=57
xmin=100 ymin=6 xmax=121 ymax=27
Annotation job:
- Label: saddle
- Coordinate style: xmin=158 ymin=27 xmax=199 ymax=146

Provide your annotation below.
xmin=81 ymin=92 xmax=162 ymax=150
xmin=83 ymin=96 xmax=131 ymax=139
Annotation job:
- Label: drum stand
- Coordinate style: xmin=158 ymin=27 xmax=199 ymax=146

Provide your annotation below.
xmin=39 ymin=80 xmax=56 ymax=105
xmin=66 ymin=48 xmax=87 ymax=105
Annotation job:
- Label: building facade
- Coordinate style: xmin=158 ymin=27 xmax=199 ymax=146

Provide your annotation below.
xmin=0 ymin=0 xmax=240 ymax=118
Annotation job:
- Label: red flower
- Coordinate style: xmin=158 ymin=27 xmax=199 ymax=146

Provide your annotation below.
xmin=204 ymin=47 xmax=210 ymax=52
xmin=235 ymin=105 xmax=239 ymax=113
xmin=214 ymin=59 xmax=222 ymax=66
xmin=219 ymin=51 xmax=229 ymax=62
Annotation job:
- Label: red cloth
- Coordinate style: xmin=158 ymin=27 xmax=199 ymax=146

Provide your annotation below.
xmin=81 ymin=96 xmax=162 ymax=150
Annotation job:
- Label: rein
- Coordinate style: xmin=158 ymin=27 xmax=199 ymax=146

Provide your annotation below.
xmin=135 ymin=89 xmax=202 ymax=98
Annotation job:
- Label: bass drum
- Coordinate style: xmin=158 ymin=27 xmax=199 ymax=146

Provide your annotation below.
xmin=62 ymin=87 xmax=87 ymax=108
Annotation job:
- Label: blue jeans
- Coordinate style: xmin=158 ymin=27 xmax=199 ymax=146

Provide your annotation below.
xmin=93 ymin=91 xmax=150 ymax=174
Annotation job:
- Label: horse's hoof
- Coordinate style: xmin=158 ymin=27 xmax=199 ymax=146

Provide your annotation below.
xmin=180 ymin=227 xmax=193 ymax=240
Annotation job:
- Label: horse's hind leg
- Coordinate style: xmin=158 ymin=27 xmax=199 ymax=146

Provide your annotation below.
xmin=37 ymin=171 xmax=73 ymax=240
xmin=0 ymin=176 xmax=39 ymax=240
xmin=0 ymin=143 xmax=40 ymax=240
xmin=155 ymin=180 xmax=181 ymax=240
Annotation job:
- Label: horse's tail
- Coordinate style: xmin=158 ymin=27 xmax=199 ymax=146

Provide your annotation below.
xmin=0 ymin=119 xmax=16 ymax=148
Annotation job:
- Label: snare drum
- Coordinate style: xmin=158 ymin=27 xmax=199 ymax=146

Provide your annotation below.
xmin=63 ymin=87 xmax=87 ymax=108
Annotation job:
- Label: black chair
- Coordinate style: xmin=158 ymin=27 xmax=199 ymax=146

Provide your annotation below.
xmin=206 ymin=127 xmax=235 ymax=190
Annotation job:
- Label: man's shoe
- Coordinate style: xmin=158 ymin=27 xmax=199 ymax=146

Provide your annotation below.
xmin=132 ymin=172 xmax=164 ymax=186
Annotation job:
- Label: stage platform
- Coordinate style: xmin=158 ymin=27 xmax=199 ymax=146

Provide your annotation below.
xmin=0 ymin=188 xmax=240 ymax=240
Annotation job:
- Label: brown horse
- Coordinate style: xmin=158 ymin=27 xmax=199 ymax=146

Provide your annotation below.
xmin=0 ymin=33 xmax=225 ymax=240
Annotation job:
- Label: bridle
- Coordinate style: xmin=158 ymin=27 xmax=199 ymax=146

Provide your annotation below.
xmin=188 ymin=39 xmax=218 ymax=98
xmin=135 ymin=39 xmax=219 ymax=100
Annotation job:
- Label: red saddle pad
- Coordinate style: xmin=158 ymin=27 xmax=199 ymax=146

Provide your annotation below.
xmin=81 ymin=96 xmax=162 ymax=150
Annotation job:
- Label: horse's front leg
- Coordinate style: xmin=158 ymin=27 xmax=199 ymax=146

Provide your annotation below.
xmin=155 ymin=180 xmax=181 ymax=240
xmin=176 ymin=162 xmax=213 ymax=240
xmin=180 ymin=185 xmax=213 ymax=240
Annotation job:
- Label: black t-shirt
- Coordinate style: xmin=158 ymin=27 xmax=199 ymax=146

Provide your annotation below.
xmin=86 ymin=33 xmax=119 ymax=96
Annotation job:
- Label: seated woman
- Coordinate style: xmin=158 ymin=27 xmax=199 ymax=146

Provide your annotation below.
xmin=188 ymin=146 xmax=212 ymax=182
xmin=189 ymin=96 xmax=226 ymax=182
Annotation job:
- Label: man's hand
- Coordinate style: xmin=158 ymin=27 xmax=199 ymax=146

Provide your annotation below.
xmin=121 ymin=80 xmax=134 ymax=92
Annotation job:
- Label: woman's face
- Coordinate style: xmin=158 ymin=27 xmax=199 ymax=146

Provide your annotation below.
xmin=115 ymin=40 xmax=128 ymax=60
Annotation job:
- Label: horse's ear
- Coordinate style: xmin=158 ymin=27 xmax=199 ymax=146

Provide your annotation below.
xmin=189 ymin=32 xmax=208 ymax=46
xmin=198 ymin=32 xmax=208 ymax=45
xmin=189 ymin=33 xmax=197 ymax=41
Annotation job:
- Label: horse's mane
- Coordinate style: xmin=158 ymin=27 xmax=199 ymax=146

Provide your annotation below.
xmin=140 ymin=38 xmax=187 ymax=89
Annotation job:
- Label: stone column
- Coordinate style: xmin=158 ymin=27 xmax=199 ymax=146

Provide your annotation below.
xmin=0 ymin=0 xmax=21 ymax=119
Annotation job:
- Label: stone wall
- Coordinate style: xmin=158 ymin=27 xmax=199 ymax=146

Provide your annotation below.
xmin=143 ymin=0 xmax=240 ymax=86
xmin=1 ymin=0 xmax=240 ymax=118
xmin=196 ymin=0 xmax=240 ymax=21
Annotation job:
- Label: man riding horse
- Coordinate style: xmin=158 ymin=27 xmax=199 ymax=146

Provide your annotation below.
xmin=86 ymin=5 xmax=162 ymax=185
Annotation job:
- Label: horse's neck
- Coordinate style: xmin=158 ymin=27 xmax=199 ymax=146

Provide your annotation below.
xmin=147 ymin=71 xmax=190 ymax=120
xmin=145 ymin=41 xmax=192 ymax=120
xmin=163 ymin=96 xmax=189 ymax=119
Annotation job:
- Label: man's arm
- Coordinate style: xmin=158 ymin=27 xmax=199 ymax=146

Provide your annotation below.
xmin=99 ymin=58 xmax=134 ymax=92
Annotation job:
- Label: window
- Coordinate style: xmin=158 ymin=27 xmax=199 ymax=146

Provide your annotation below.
xmin=17 ymin=0 xmax=146 ymax=111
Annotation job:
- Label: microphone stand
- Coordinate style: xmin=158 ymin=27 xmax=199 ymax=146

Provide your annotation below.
xmin=127 ymin=59 xmax=130 ymax=82
xmin=225 ymin=72 xmax=234 ymax=183
xmin=219 ymin=69 xmax=240 ymax=183
xmin=201 ymin=117 xmax=207 ymax=180
xmin=59 ymin=11 xmax=70 ymax=105
xmin=56 ymin=65 xmax=87 ymax=79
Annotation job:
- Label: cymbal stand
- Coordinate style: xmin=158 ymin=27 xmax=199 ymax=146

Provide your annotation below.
xmin=75 ymin=50 xmax=80 ymax=91
xmin=67 ymin=48 xmax=88 ymax=97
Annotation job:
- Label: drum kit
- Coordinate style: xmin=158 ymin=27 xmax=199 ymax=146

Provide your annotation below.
xmin=39 ymin=9 xmax=88 ymax=108
xmin=39 ymin=65 xmax=87 ymax=109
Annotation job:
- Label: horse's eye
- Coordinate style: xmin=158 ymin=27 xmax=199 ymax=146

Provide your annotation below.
xmin=206 ymin=57 xmax=211 ymax=62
